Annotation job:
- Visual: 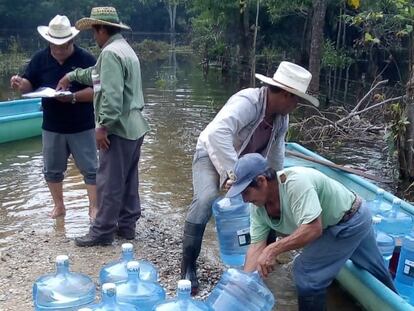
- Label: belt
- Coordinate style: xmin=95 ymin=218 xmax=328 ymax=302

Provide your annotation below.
xmin=339 ymin=195 xmax=362 ymax=223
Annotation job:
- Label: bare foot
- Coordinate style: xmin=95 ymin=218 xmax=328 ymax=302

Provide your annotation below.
xmin=89 ymin=207 xmax=97 ymax=223
xmin=49 ymin=206 xmax=66 ymax=218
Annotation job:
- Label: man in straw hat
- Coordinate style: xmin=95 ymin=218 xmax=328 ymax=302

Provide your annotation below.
xmin=57 ymin=7 xmax=150 ymax=247
xmin=226 ymin=153 xmax=396 ymax=310
xmin=180 ymin=61 xmax=319 ymax=294
xmin=10 ymin=15 xmax=98 ymax=221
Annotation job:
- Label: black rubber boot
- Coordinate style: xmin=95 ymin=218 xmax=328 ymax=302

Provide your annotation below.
xmin=180 ymin=221 xmax=206 ymax=296
xmin=297 ymin=292 xmax=327 ymax=311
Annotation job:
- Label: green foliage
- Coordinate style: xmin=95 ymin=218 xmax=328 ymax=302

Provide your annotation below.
xmin=131 ymin=39 xmax=170 ymax=62
xmin=263 ymin=0 xmax=312 ymax=21
xmin=0 ymin=37 xmax=27 ymax=75
xmin=321 ymin=39 xmax=354 ymax=70
xmin=345 ymin=0 xmax=414 ymax=50
xmin=384 ymin=102 xmax=409 ymax=157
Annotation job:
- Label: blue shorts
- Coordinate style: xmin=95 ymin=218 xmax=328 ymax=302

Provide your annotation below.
xmin=42 ymin=129 xmax=97 ymax=185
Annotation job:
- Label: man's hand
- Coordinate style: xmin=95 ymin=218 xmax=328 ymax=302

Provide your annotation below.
xmin=96 ymin=127 xmax=110 ymax=151
xmin=10 ymin=75 xmax=23 ymax=90
xmin=56 ymin=74 xmax=70 ymax=91
xmin=257 ymin=244 xmax=278 ymax=278
xmin=223 ymin=178 xmax=234 ymax=191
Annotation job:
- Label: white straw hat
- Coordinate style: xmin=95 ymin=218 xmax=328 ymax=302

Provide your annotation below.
xmin=255 ymin=61 xmax=319 ymax=107
xmin=37 ymin=15 xmax=79 ymax=45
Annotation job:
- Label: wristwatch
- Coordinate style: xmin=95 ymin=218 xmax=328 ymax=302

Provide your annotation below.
xmin=71 ymin=93 xmax=77 ymax=104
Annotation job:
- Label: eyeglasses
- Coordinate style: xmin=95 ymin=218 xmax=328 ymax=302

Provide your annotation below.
xmin=50 ymin=41 xmax=72 ymax=50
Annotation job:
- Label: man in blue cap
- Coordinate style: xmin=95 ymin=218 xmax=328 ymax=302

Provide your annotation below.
xmin=227 ymin=153 xmax=395 ymax=311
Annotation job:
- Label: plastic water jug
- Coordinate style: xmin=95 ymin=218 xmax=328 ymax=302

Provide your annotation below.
xmin=376 ymin=199 xmax=413 ymax=239
xmin=367 ymin=189 xmax=391 ymax=215
xmin=116 ymin=261 xmax=166 ymax=310
xmin=99 ymin=243 xmax=158 ymax=284
xmin=372 ymin=216 xmax=395 ymax=268
xmin=212 ymin=195 xmax=251 ymax=267
xmin=206 ymin=268 xmax=275 ymax=311
xmin=153 ymin=280 xmax=212 ymax=311
xmin=85 ymin=283 xmax=136 ymax=310
xmin=33 ymin=255 xmax=95 ymax=310
xmin=395 ymin=232 xmax=414 ymax=303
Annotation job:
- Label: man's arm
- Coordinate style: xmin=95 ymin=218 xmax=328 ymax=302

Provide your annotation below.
xmin=257 ymin=216 xmax=323 ymax=277
xmin=244 ymin=240 xmax=267 ymax=272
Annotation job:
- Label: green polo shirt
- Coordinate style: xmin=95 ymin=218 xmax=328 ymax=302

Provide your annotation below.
xmin=68 ymin=33 xmax=149 ymax=140
xmin=250 ymin=166 xmax=356 ymax=243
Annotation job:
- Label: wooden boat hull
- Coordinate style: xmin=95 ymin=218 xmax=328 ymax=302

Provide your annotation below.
xmin=285 ymin=142 xmax=414 ymax=311
xmin=0 ymin=98 xmax=42 ymax=144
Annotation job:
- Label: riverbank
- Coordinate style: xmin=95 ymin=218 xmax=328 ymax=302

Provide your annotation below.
xmin=0 ymin=212 xmax=224 ymax=310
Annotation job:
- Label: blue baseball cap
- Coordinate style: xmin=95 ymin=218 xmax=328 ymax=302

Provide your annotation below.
xmin=226 ymin=153 xmax=269 ymax=198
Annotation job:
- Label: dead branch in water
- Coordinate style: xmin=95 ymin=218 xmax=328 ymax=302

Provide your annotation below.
xmin=294 ymin=80 xmax=404 ymax=147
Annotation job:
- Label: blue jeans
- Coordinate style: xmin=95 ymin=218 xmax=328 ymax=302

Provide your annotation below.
xmin=293 ymin=202 xmax=396 ymax=295
xmin=42 ymin=129 xmax=97 ymax=184
xmin=185 ymin=150 xmax=220 ymax=225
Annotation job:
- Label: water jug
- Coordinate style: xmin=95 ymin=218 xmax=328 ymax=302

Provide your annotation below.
xmin=212 ymin=195 xmax=251 ymax=267
xmin=395 ymin=232 xmax=414 ymax=303
xmin=116 ymin=261 xmax=166 ymax=310
xmin=206 ymin=268 xmax=275 ymax=311
xmin=367 ymin=188 xmax=391 ymax=215
xmin=85 ymin=283 xmax=136 ymax=310
xmin=372 ymin=216 xmax=395 ymax=268
xmin=33 ymin=255 xmax=95 ymax=311
xmin=153 ymin=280 xmax=212 ymax=311
xmin=99 ymin=243 xmax=158 ymax=284
xmin=376 ymin=198 xmax=413 ymax=239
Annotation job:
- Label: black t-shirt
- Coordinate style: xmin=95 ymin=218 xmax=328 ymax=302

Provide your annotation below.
xmin=23 ymin=45 xmax=96 ymax=133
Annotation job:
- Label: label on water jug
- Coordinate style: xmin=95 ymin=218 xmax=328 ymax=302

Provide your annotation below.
xmin=403 ymin=259 xmax=414 ymax=277
xmin=237 ymin=228 xmax=251 ymax=246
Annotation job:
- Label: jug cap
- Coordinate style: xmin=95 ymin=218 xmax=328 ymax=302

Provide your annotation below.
xmin=126 ymin=260 xmax=140 ymax=272
xmin=55 ymin=255 xmax=69 ymax=263
xmin=178 ymin=279 xmax=191 ymax=290
xmin=372 ymin=216 xmax=382 ymax=224
xmin=122 ymin=243 xmax=134 ymax=251
xmin=102 ymin=283 xmax=116 ymax=294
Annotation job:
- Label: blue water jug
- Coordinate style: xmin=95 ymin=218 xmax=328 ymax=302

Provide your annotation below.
xmin=395 ymin=232 xmax=414 ymax=303
xmin=376 ymin=198 xmax=413 ymax=239
xmin=153 ymin=280 xmax=212 ymax=311
xmin=372 ymin=216 xmax=395 ymax=268
xmin=33 ymin=255 xmax=95 ymax=310
xmin=116 ymin=261 xmax=166 ymax=310
xmin=367 ymin=188 xmax=391 ymax=215
xmin=212 ymin=195 xmax=251 ymax=267
xmin=85 ymin=283 xmax=136 ymax=310
xmin=206 ymin=268 xmax=275 ymax=311
xmin=99 ymin=243 xmax=158 ymax=284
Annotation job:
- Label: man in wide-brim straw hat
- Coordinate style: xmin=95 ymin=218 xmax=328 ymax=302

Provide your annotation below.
xmin=10 ymin=15 xmax=98 ymax=222
xmin=57 ymin=7 xmax=150 ymax=247
xmin=179 ymin=61 xmax=320 ymax=295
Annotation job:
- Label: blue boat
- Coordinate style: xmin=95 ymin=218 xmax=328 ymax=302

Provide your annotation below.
xmin=0 ymin=98 xmax=42 ymax=144
xmin=285 ymin=142 xmax=414 ymax=311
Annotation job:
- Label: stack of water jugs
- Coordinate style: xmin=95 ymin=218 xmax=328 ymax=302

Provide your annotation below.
xmin=369 ymin=189 xmax=414 ymax=304
xmin=32 ymin=194 xmax=276 ymax=311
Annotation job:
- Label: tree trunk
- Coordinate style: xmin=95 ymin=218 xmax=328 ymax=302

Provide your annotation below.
xmin=308 ymin=0 xmax=328 ymax=94
xmin=250 ymin=0 xmax=260 ymax=86
xmin=166 ymin=4 xmax=177 ymax=33
xmin=399 ymin=67 xmax=414 ymax=180
xmin=239 ymin=0 xmax=251 ymax=69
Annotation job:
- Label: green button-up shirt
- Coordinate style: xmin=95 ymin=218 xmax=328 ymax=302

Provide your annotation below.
xmin=68 ymin=33 xmax=150 ymax=140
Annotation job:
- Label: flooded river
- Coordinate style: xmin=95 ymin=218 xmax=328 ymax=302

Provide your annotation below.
xmin=0 ymin=45 xmax=396 ymax=310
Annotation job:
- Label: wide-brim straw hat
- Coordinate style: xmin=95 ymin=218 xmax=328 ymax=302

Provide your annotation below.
xmin=37 ymin=15 xmax=79 ymax=45
xmin=75 ymin=7 xmax=131 ymax=31
xmin=255 ymin=61 xmax=319 ymax=107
